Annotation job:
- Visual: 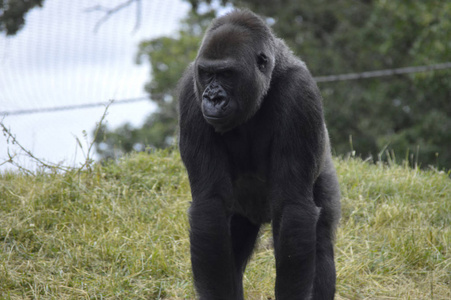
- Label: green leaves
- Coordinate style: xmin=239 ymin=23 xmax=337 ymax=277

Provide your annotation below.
xmin=97 ymin=1 xmax=451 ymax=169
xmin=0 ymin=0 xmax=45 ymax=35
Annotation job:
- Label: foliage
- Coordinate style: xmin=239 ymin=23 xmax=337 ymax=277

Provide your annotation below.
xmin=2 ymin=0 xmax=450 ymax=169
xmin=94 ymin=1 xmax=451 ymax=169
xmin=1 ymin=150 xmax=450 ymax=299
xmin=94 ymin=11 xmax=215 ymax=159
xmin=0 ymin=0 xmax=45 ymax=35
xmin=189 ymin=0 xmax=451 ymax=169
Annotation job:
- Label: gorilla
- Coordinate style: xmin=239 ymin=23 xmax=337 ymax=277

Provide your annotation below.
xmin=178 ymin=9 xmax=340 ymax=300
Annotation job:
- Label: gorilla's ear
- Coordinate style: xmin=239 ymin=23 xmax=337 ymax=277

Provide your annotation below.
xmin=257 ymin=53 xmax=268 ymax=72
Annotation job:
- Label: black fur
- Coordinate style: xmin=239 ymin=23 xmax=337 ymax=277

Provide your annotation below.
xmin=178 ymin=9 xmax=340 ymax=300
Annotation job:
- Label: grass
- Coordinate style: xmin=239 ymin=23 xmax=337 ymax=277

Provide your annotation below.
xmin=0 ymin=149 xmax=449 ymax=299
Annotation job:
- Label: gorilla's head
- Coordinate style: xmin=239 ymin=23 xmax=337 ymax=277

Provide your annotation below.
xmin=194 ymin=10 xmax=276 ymax=133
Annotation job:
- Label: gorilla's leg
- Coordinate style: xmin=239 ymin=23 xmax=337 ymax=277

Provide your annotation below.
xmin=230 ymin=214 xmax=261 ymax=299
xmin=312 ymin=170 xmax=340 ymax=299
xmin=312 ymin=222 xmax=336 ymax=300
xmin=189 ymin=201 xmax=236 ymax=300
xmin=273 ymin=202 xmax=320 ymax=299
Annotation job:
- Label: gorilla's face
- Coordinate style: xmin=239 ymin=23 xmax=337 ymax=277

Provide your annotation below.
xmin=194 ymin=24 xmax=274 ymax=133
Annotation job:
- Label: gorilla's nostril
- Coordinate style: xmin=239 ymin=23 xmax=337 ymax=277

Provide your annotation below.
xmin=211 ymin=95 xmax=225 ymax=104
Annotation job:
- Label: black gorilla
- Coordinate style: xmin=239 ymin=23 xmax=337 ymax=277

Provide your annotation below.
xmin=178 ymin=9 xmax=340 ymax=300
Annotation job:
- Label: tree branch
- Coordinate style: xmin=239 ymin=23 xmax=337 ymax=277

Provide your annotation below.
xmin=85 ymin=0 xmax=142 ymax=33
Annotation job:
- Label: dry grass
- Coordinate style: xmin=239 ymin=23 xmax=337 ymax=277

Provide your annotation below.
xmin=0 ymin=150 xmax=449 ymax=299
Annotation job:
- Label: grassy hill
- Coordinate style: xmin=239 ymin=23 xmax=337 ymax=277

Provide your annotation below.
xmin=0 ymin=150 xmax=449 ymax=299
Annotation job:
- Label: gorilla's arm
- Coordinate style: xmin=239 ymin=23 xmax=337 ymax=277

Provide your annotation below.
xmin=178 ymin=67 xmax=238 ymax=299
xmin=268 ymin=65 xmax=327 ymax=299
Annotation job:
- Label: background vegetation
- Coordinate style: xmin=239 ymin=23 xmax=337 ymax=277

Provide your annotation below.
xmin=1 ymin=150 xmax=450 ymax=299
xmin=4 ymin=1 xmax=449 ymax=168
xmin=91 ymin=0 xmax=451 ymax=170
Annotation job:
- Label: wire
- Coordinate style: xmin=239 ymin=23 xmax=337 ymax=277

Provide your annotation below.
xmin=1 ymin=97 xmax=149 ymax=116
xmin=2 ymin=62 xmax=451 ymax=116
xmin=314 ymin=62 xmax=451 ymax=82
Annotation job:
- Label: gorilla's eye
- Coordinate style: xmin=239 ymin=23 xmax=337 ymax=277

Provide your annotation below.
xmin=221 ymin=70 xmax=233 ymax=79
xmin=199 ymin=69 xmax=213 ymax=82
xmin=257 ymin=53 xmax=268 ymax=71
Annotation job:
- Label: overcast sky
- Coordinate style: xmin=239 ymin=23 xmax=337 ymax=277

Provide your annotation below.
xmin=0 ymin=0 xmax=190 ymax=171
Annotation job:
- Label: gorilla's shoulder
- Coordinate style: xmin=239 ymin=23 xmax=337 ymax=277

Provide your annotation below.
xmin=272 ymin=38 xmax=308 ymax=76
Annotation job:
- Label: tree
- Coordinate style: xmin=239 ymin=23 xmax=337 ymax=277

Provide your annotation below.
xmin=96 ymin=0 xmax=451 ymax=170
xmin=0 ymin=0 xmax=45 ymax=35
xmin=186 ymin=0 xmax=451 ymax=169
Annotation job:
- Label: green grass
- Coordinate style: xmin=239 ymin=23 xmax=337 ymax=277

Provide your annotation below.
xmin=0 ymin=150 xmax=449 ymax=299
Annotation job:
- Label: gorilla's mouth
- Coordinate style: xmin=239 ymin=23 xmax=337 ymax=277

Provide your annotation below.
xmin=203 ymin=108 xmax=234 ymax=133
xmin=202 ymin=99 xmax=231 ymax=120
xmin=201 ymin=97 xmax=239 ymax=133
xmin=203 ymin=114 xmax=229 ymax=124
